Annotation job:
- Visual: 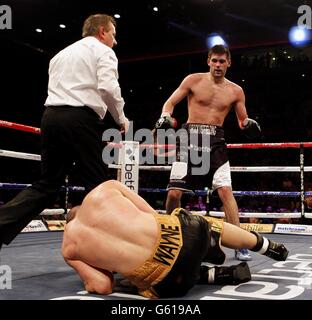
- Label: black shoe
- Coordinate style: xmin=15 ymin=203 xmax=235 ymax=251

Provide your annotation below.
xmin=265 ymin=240 xmax=289 ymax=261
xmin=214 ymin=262 xmax=251 ymax=285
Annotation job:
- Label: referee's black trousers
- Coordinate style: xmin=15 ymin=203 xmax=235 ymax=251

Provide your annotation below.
xmin=0 ymin=106 xmax=107 ymax=245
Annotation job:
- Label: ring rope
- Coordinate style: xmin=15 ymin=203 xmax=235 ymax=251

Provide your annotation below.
xmin=2 ymin=149 xmax=312 ymax=172
xmin=2 ymin=119 xmax=312 ymax=149
xmin=0 ymin=149 xmax=41 ymax=161
xmin=227 ymin=142 xmax=312 ymax=149
xmin=109 ymin=164 xmax=312 ymax=172
xmin=32 ymin=208 xmax=307 ymax=219
xmin=40 ymin=209 xmax=66 ymax=216
xmin=108 ymin=142 xmax=312 ymax=149
xmin=139 ymin=188 xmax=312 ymax=197
xmin=0 ymin=120 xmax=40 ymax=134
xmin=0 ymin=146 xmax=312 ymax=174
xmin=1 ymin=183 xmax=312 ymax=197
xmin=0 ymin=183 xmax=85 ymax=192
xmin=156 ymin=210 xmax=302 ymax=219
xmin=0 ymin=183 xmax=310 ymax=219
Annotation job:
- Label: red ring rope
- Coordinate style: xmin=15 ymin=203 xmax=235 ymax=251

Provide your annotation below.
xmin=1 ymin=120 xmax=312 ymax=148
xmin=0 ymin=120 xmax=40 ymax=134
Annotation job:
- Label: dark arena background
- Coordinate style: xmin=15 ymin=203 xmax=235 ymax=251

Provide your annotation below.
xmin=0 ymin=0 xmax=312 ymax=306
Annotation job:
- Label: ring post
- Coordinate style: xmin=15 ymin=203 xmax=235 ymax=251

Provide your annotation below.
xmin=300 ymin=143 xmax=305 ymax=218
xmin=120 ymin=141 xmax=139 ymax=193
xmin=64 ymin=175 xmax=69 ymax=215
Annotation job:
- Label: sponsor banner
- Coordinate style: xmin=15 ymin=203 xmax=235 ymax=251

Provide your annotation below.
xmin=22 ymin=220 xmax=48 ymax=233
xmin=120 ymin=141 xmax=139 ymax=193
xmin=46 ymin=220 xmax=66 ymax=231
xmin=274 ymin=223 xmax=312 ymax=235
xmin=240 ymin=223 xmax=274 ymax=233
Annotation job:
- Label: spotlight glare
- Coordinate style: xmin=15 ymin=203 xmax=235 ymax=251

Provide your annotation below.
xmin=35 ymin=28 xmax=42 ymax=33
xmin=288 ymin=26 xmax=312 ymax=46
xmin=206 ymin=35 xmax=226 ymax=48
xmin=114 ymin=14 xmax=121 ymax=19
xmin=59 ymin=24 xmax=66 ymax=29
xmin=153 ymin=7 xmax=159 ymax=12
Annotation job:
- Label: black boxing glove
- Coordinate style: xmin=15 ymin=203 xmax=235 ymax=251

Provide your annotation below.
xmin=198 ymin=262 xmax=251 ymax=285
xmin=155 ymin=112 xmax=177 ymax=130
xmin=250 ymin=231 xmax=289 ymax=261
xmin=242 ymin=118 xmax=261 ymax=139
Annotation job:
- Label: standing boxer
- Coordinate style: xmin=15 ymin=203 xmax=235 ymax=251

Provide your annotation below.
xmin=154 ymin=45 xmax=261 ymax=261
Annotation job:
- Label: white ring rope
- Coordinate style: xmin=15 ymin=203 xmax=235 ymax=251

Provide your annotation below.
xmin=38 ymin=208 xmax=302 ymax=219
xmin=3 ymin=149 xmax=312 ymax=172
xmin=40 ymin=209 xmax=66 ymax=216
xmin=108 ymin=164 xmax=312 ymax=172
xmin=156 ymin=210 xmax=302 ymax=219
xmin=0 ymin=149 xmax=41 ymax=161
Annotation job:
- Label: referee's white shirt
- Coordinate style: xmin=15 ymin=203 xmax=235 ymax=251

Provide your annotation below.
xmin=45 ymin=36 xmax=126 ymax=124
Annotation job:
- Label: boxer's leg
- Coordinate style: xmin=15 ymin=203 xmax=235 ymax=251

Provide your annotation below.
xmin=220 ymin=221 xmax=288 ymax=261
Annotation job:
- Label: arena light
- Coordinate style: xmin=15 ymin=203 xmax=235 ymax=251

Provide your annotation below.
xmin=114 ymin=14 xmax=121 ymax=19
xmin=288 ymin=26 xmax=311 ymax=46
xmin=206 ymin=34 xmax=227 ymax=48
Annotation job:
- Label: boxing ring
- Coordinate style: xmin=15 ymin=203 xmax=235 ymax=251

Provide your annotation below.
xmin=1 ymin=120 xmax=312 ymax=300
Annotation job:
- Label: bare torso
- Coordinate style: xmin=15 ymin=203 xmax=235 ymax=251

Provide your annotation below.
xmin=186 ymin=73 xmax=241 ymax=125
xmin=62 ymin=184 xmax=158 ymax=275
